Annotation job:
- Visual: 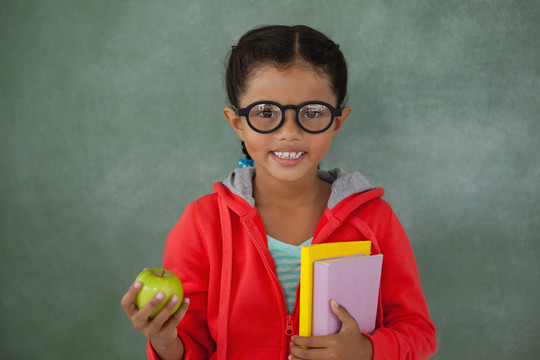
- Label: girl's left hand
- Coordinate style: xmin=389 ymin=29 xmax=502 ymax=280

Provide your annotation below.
xmin=289 ymin=300 xmax=374 ymax=360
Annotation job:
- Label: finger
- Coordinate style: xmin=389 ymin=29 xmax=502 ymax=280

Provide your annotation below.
xmin=132 ymin=292 xmax=167 ymax=330
xmin=290 ymin=339 xmax=312 ymax=359
xmin=173 ymin=298 xmax=190 ymax=322
xmin=290 ymin=338 xmax=329 ymax=359
xmin=120 ymin=281 xmax=142 ymax=318
xmin=291 ymin=335 xmax=334 ymax=349
xmin=151 ymin=293 xmax=183 ymax=326
xmin=148 ymin=296 xmax=190 ymax=337
xmin=330 ymin=299 xmax=359 ymax=331
xmin=163 ymin=297 xmax=190 ymax=330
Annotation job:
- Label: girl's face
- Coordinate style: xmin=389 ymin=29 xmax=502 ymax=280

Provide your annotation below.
xmin=224 ymin=63 xmax=351 ymax=185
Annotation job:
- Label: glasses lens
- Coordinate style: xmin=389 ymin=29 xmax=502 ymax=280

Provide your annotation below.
xmin=298 ymin=103 xmax=332 ymax=132
xmin=248 ymin=103 xmax=282 ymax=132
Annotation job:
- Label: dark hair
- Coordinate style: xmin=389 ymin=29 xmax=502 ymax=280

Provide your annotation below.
xmin=225 ymin=25 xmax=348 ymax=160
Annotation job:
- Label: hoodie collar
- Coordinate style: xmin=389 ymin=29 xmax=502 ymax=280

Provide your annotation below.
xmin=221 ymin=167 xmax=375 ymax=210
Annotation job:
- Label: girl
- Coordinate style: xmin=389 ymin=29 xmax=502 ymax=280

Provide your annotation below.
xmin=121 ymin=25 xmax=437 ymax=360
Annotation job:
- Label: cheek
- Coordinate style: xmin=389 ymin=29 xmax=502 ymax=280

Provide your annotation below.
xmin=243 ymin=133 xmax=269 ymax=153
xmin=311 ymin=134 xmax=334 ymax=152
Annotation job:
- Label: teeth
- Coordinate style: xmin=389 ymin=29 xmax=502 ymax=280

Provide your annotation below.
xmin=273 ymin=151 xmax=304 ymax=159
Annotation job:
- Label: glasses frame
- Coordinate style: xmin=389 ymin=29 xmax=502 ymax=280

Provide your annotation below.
xmin=235 ymin=100 xmax=342 ymax=134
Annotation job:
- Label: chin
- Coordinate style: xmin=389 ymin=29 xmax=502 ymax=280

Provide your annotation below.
xmin=268 ymin=164 xmax=318 ymax=183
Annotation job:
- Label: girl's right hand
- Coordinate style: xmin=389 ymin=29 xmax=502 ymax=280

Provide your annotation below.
xmin=121 ymin=279 xmax=190 ymax=359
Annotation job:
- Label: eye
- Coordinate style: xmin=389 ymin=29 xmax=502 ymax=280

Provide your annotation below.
xmin=253 ymin=104 xmax=279 ymax=118
xmin=302 ymin=109 xmax=321 ymax=118
xmin=300 ymin=104 xmax=326 ymax=118
xmin=258 ymin=109 xmax=276 ymax=118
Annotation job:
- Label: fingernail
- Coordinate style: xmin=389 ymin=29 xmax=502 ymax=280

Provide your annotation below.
xmin=184 ymin=298 xmax=190 ymax=304
xmin=331 ymin=299 xmax=340 ymax=308
xmin=171 ymin=294 xmax=179 ymax=303
xmin=133 ymin=281 xmax=142 ymax=289
xmin=156 ymin=292 xmax=164 ymax=300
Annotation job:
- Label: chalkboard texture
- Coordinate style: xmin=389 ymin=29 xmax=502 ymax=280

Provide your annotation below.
xmin=1 ymin=0 xmax=539 ymax=359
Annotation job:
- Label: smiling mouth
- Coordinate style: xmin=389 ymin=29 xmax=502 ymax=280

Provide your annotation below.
xmin=272 ymin=151 xmax=304 ymax=160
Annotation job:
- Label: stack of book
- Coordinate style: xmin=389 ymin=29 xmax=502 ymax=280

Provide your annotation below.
xmin=299 ymin=241 xmax=383 ymax=337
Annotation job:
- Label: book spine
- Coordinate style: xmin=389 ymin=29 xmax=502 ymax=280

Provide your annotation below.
xmin=299 ymin=247 xmax=313 ymax=337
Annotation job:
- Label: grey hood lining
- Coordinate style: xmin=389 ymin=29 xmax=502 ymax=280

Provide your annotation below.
xmin=221 ymin=167 xmax=375 ymax=209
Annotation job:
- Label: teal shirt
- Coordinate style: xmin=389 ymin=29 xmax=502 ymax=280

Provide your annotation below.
xmin=267 ymin=235 xmax=313 ymax=313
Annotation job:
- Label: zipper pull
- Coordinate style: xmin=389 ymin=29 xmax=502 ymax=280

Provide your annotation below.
xmin=285 ymin=314 xmax=294 ymax=336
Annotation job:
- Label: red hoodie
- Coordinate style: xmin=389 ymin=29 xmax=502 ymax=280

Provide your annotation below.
xmin=147 ymin=168 xmax=436 ymax=359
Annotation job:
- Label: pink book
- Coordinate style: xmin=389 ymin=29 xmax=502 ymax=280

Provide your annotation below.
xmin=312 ymin=254 xmax=383 ymax=336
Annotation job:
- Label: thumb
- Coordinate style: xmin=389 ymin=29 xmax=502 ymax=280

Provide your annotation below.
xmin=331 ymin=299 xmax=358 ymax=331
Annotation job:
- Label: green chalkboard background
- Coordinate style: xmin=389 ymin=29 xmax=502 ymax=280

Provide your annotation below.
xmin=1 ymin=0 xmax=539 ymax=359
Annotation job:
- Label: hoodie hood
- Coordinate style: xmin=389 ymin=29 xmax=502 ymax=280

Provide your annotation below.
xmin=221 ymin=167 xmax=376 ymax=209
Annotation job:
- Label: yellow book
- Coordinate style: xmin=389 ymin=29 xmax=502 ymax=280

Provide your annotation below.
xmin=299 ymin=241 xmax=372 ymax=337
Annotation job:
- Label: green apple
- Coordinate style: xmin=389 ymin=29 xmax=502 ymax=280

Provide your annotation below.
xmin=134 ymin=268 xmax=183 ymax=318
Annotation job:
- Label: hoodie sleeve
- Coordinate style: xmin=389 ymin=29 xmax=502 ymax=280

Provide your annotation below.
xmin=147 ymin=202 xmax=216 ymax=360
xmin=364 ymin=204 xmax=437 ymax=359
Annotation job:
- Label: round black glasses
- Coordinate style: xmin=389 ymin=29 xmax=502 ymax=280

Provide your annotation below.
xmin=235 ymin=101 xmax=342 ymax=134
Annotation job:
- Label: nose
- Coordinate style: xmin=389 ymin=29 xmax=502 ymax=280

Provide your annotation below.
xmin=276 ymin=109 xmax=303 ymax=140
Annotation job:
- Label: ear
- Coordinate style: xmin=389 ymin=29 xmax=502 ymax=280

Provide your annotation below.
xmin=331 ymin=106 xmax=351 ymax=138
xmin=223 ymin=106 xmax=246 ymax=141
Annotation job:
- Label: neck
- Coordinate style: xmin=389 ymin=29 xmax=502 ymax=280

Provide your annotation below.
xmin=253 ymin=168 xmax=330 ymax=208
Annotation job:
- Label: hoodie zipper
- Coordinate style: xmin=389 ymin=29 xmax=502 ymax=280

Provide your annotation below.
xmin=242 ymin=220 xmax=294 ymax=338
xmin=285 ymin=314 xmax=294 ymax=336
xmin=243 ymin=217 xmax=341 ymax=357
